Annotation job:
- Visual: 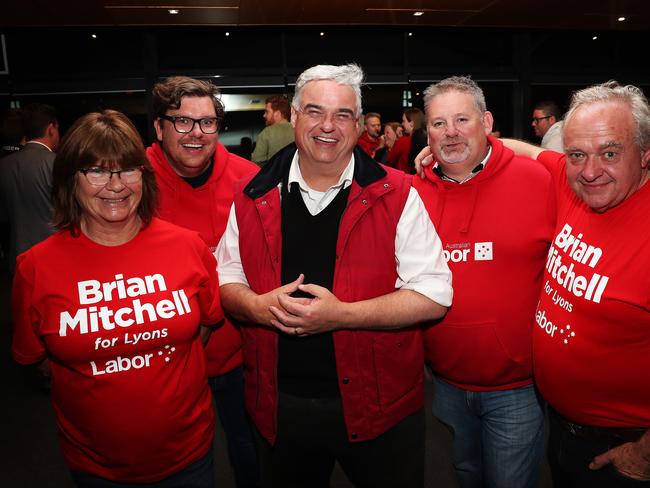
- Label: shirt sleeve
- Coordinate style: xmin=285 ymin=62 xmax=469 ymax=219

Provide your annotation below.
xmin=197 ymin=240 xmax=224 ymax=326
xmin=11 ymin=252 xmax=47 ymax=364
xmin=536 ymin=149 xmax=568 ymax=191
xmin=395 ymin=187 xmax=453 ymax=307
xmin=537 ymin=150 xmax=565 ymax=176
xmin=214 ymin=203 xmax=250 ymax=287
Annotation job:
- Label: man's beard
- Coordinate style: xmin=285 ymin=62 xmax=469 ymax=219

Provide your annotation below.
xmin=440 ymin=140 xmax=471 ymax=164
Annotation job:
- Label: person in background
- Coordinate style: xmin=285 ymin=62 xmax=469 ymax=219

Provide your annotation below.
xmin=357 ymin=112 xmax=383 ymax=158
xmin=0 ymin=103 xmax=59 ymax=274
xmin=374 ymin=121 xmax=400 ymax=164
xmin=237 ymin=136 xmax=253 ymax=160
xmin=148 ymin=75 xmax=260 ymax=488
xmin=388 ymin=107 xmax=424 ymax=173
xmin=532 ymin=100 xmax=563 ymax=152
xmin=12 ymin=110 xmax=222 ymax=487
xmin=251 ymin=95 xmax=294 ymax=165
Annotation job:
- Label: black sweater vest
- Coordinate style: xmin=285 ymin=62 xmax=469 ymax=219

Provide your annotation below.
xmin=278 ymin=179 xmax=351 ymax=398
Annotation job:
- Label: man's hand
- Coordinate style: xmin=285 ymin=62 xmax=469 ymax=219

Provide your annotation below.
xmin=220 ymin=275 xmax=305 ymax=325
xmin=589 ymin=434 xmax=650 ymax=480
xmin=253 ymin=274 xmax=306 ymax=325
xmin=414 ymin=146 xmax=434 ymax=178
xmin=269 ymin=283 xmax=348 ymax=336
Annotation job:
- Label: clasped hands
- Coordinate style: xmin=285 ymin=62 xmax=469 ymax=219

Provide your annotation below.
xmin=260 ymin=274 xmax=346 ymax=337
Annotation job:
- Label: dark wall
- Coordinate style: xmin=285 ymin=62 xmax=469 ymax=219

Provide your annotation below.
xmin=1 ymin=26 xmax=648 ymax=143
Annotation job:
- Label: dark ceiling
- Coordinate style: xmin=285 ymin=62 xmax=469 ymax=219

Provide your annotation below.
xmin=2 ymin=0 xmax=649 ymax=30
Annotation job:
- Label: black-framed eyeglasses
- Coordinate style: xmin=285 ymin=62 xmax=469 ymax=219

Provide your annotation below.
xmin=531 ymin=115 xmax=552 ymax=124
xmin=159 ymin=115 xmax=219 ymax=134
xmin=79 ymin=167 xmax=144 ymax=186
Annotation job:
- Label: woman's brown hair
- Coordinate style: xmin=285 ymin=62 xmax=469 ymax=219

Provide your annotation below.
xmin=51 ymin=110 xmax=158 ymax=232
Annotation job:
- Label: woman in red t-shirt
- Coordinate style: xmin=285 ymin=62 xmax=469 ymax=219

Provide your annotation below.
xmin=11 ymin=110 xmax=222 ymax=487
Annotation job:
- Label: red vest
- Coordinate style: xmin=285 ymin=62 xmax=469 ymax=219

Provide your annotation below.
xmin=233 ymin=146 xmax=423 ymax=444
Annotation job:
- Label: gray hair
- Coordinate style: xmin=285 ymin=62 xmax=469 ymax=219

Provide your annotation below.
xmin=564 ymin=80 xmax=650 ymax=151
xmin=292 ymin=64 xmax=364 ymax=117
xmin=423 ymin=76 xmax=487 ymax=114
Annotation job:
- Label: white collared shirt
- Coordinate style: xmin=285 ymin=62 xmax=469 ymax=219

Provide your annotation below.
xmin=287 ymin=151 xmax=354 ymax=216
xmin=215 ymin=151 xmax=452 ymax=307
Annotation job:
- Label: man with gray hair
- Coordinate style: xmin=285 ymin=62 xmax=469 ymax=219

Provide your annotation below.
xmin=502 ymin=81 xmax=650 ymax=486
xmin=216 ymin=63 xmax=452 ymax=487
xmin=412 ymin=76 xmax=555 ymax=488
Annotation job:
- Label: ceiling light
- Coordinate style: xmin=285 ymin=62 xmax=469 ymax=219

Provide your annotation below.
xmin=413 ymin=11 xmax=424 ymax=17
xmin=168 ymin=9 xmax=179 ymax=15
xmin=91 ymin=34 xmax=97 ymax=39
xmin=408 ymin=32 xmax=413 ymax=36
xmin=618 ymin=16 xmax=626 ymax=21
xmin=320 ymin=32 xmax=325 ymax=36
xmin=592 ymin=36 xmax=598 ymax=40
xmin=225 ymin=32 xmax=230 ymax=36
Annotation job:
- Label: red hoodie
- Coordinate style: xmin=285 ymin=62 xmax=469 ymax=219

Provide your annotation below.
xmin=147 ymin=142 xmax=258 ymax=376
xmin=414 ymin=137 xmax=556 ymax=391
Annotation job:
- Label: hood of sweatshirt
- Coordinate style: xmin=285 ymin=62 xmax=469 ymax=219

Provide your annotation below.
xmin=417 ymin=136 xmax=515 ymax=234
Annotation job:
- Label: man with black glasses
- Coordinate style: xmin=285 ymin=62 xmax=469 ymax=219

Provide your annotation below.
xmin=532 ymin=100 xmax=564 ymax=152
xmin=147 ymin=76 xmax=260 ymax=488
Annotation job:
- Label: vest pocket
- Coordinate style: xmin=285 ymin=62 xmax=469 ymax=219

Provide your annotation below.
xmin=372 ymin=330 xmax=423 ymax=411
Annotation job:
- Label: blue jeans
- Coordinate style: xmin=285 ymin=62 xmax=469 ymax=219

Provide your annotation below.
xmin=71 ymin=448 xmax=214 ymax=488
xmin=209 ymin=366 xmax=260 ymax=488
xmin=432 ymin=376 xmax=544 ymax=488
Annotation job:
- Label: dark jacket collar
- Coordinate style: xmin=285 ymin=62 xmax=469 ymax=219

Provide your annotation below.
xmin=244 ymin=143 xmax=387 ymax=199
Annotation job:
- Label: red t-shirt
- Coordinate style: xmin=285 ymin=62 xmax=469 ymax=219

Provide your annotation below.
xmin=534 ymin=151 xmax=650 ymax=427
xmin=12 ymin=218 xmax=223 ymax=482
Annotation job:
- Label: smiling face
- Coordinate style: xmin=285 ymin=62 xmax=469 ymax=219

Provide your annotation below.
xmin=76 ymin=165 xmax=143 ymax=234
xmin=426 ymin=90 xmax=492 ymax=178
xmin=564 ymin=100 xmax=650 ymax=213
xmin=291 ymin=79 xmax=360 ymax=172
xmin=154 ymin=96 xmax=219 ymax=177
